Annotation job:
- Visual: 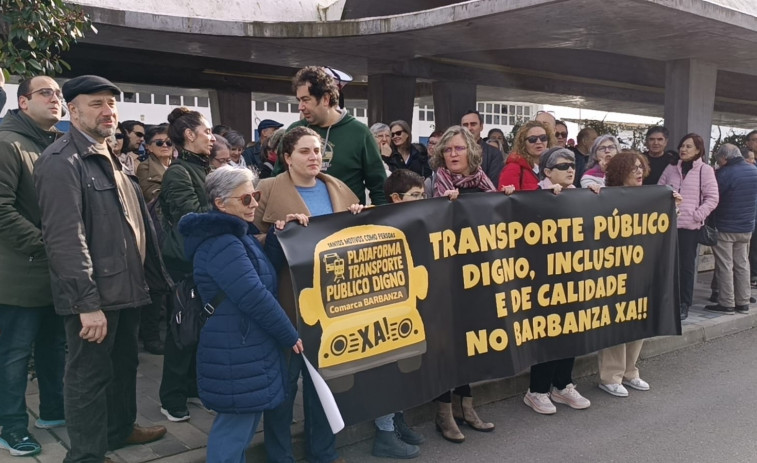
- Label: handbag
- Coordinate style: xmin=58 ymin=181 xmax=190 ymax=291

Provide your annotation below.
xmin=696 ymin=167 xmax=718 ymax=246
xmin=169 ymin=276 xmax=226 ymax=350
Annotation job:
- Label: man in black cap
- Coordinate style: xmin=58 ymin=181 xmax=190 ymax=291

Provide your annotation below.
xmin=34 ymin=75 xmax=172 ymax=463
xmin=243 ymin=118 xmax=283 ymax=170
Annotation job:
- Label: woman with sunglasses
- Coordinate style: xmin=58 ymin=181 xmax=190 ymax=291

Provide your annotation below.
xmin=554 ymin=120 xmax=569 ymax=148
xmin=252 ymin=126 xmax=362 ymax=463
xmin=517 ymin=147 xmax=594 ymax=415
xmin=387 ymin=119 xmax=431 ymax=178
xmin=597 ymin=150 xmax=682 ymax=398
xmin=426 ymin=125 xmax=495 ymax=443
xmin=657 ymin=133 xmax=718 ymax=320
xmin=580 ymin=134 xmax=621 ymax=189
xmin=158 ymin=107 xmax=216 ymax=423
xmin=498 ymin=121 xmax=555 ymax=192
xmin=108 ymin=122 xmax=127 ymax=156
xmin=177 ymin=165 xmax=302 ymax=463
xmin=136 ymin=124 xmax=173 ymax=203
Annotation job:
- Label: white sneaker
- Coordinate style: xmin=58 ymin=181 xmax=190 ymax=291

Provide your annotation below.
xmin=622 ymin=377 xmax=650 ymax=391
xmin=551 ymin=384 xmax=591 ymax=409
xmin=523 ymin=390 xmax=557 ymax=415
xmin=598 ymin=383 xmax=629 ymax=397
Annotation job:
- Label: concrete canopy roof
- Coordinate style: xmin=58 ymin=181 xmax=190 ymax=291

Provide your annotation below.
xmin=65 ymin=0 xmax=757 ymax=127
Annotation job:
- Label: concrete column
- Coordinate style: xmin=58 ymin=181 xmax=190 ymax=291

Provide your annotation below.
xmin=432 ymin=81 xmax=476 ymax=133
xmin=208 ymin=89 xmax=253 ymax=141
xmin=367 ymin=74 xmax=416 ymax=128
xmin=663 ymin=59 xmax=717 ymax=156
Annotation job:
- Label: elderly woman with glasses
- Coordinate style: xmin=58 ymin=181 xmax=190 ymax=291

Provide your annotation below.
xmin=136 ymin=124 xmax=173 ymax=203
xmin=178 ymin=166 xmax=303 ymax=463
xmin=580 ymin=134 xmax=620 ymax=189
xmin=252 ymin=126 xmax=362 ymax=463
xmin=425 ymin=125 xmax=496 ymax=443
xmin=498 ymin=120 xmax=555 ymax=192
xmin=385 ymin=119 xmax=431 ymax=178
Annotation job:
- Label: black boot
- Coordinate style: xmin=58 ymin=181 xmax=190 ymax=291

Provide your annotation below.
xmin=680 ymin=303 xmax=689 ymax=321
xmin=372 ymin=429 xmax=420 ymax=459
xmin=709 ymin=290 xmax=719 ymax=303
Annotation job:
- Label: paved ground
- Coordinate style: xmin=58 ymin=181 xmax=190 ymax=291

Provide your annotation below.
xmin=8 ymin=270 xmax=757 ymax=463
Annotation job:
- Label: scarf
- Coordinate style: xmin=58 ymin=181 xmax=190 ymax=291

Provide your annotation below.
xmin=434 ymin=166 xmax=495 ymax=197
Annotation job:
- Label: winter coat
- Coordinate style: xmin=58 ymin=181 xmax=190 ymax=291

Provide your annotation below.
xmin=283 ymin=111 xmax=387 ymax=205
xmin=180 ymin=211 xmax=299 ymax=414
xmin=498 ymin=153 xmax=540 ymax=191
xmin=34 ymin=127 xmax=171 ymax=315
xmin=253 ymin=171 xmax=358 ymax=324
xmin=479 ymin=140 xmax=506 ymax=187
xmin=160 ymin=150 xmax=211 ymax=276
xmin=711 ymin=157 xmax=757 ymax=233
xmin=385 ymin=143 xmax=431 ymax=178
xmin=136 ymin=153 xmax=168 ymax=203
xmin=657 ymin=159 xmax=719 ymax=230
xmin=0 ymin=110 xmax=60 ymax=307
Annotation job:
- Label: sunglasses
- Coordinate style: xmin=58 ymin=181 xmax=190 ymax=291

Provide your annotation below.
xmin=152 ymin=139 xmax=173 ymax=147
xmin=115 ymin=133 xmax=124 ymax=140
xmin=549 ymin=162 xmax=575 ymax=171
xmin=24 ymin=88 xmax=63 ymax=100
xmin=229 ymin=191 xmax=261 ymax=206
xmin=526 ymin=134 xmax=549 ymax=144
xmin=555 ymin=131 xmax=568 ymax=138
xmin=133 ymin=131 xmax=145 ymax=138
xmin=391 ymin=130 xmax=405 ymax=137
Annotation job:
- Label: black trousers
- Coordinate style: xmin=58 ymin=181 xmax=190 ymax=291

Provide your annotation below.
xmin=63 ymin=309 xmax=139 ymax=463
xmin=750 ymin=230 xmax=757 ymax=278
xmin=678 ymin=228 xmax=700 ymax=307
xmin=139 ymin=290 xmax=164 ymax=344
xmin=435 ymin=385 xmax=472 ymax=403
xmin=529 ymin=358 xmax=575 ymax=393
xmin=159 ymin=274 xmax=197 ymax=411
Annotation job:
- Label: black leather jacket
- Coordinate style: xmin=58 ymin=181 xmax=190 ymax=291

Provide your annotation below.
xmin=34 ymin=127 xmax=171 ymax=315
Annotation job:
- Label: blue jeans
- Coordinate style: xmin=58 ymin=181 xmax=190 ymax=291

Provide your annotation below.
xmin=207 ymin=412 xmax=262 ymax=463
xmin=0 ymin=305 xmax=65 ymax=433
xmin=264 ymin=353 xmax=338 ymax=463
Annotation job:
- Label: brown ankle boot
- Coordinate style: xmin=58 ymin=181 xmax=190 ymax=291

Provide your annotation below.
xmin=435 ymin=402 xmax=465 ymax=443
xmin=459 ymin=396 xmax=495 ymax=432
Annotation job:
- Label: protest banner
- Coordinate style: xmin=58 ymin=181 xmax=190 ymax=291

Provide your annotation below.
xmin=278 ymin=186 xmax=680 ymax=425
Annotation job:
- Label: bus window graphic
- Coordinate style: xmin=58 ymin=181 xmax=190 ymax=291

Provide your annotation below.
xmin=299 ymin=225 xmax=428 ymax=389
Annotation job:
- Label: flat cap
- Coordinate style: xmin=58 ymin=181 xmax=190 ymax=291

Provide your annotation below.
xmin=62 ymin=75 xmax=121 ymax=102
xmin=258 ymin=119 xmax=284 ymax=131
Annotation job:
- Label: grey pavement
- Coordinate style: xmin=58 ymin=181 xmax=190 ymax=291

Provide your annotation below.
xmin=9 ymin=269 xmax=757 ymax=463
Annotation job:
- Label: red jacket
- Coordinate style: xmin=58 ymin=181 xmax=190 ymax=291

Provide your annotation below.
xmin=499 ymin=153 xmax=539 ymax=191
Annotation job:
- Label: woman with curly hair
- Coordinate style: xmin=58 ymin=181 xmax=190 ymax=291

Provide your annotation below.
xmin=598 ymin=150 xmax=682 ymax=397
xmin=498 ymin=120 xmax=556 ymax=192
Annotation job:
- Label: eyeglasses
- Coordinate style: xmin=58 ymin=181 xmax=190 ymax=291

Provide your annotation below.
xmin=549 ymin=162 xmax=575 ymax=171
xmin=632 ymin=164 xmax=644 ymax=173
xmin=442 ymin=146 xmax=467 ymax=155
xmin=228 ymin=191 xmax=261 ymax=206
xmin=391 ymin=130 xmax=405 ymax=137
xmin=23 ymin=88 xmax=63 ymax=100
xmin=152 ymin=139 xmax=173 ymax=147
xmin=115 ymin=133 xmax=124 ymax=140
xmin=526 ymin=135 xmax=549 ymax=144
xmin=555 ymin=131 xmax=568 ymax=138
xmin=597 ymin=145 xmax=617 ymax=153
xmin=399 ymin=191 xmax=427 ymax=199
xmin=133 ymin=131 xmax=145 ymax=138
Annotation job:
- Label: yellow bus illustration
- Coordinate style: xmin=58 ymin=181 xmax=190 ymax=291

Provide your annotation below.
xmin=299 ymin=225 xmax=428 ymax=388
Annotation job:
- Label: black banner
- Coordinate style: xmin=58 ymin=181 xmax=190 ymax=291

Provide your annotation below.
xmin=278 ymin=186 xmax=680 ymax=425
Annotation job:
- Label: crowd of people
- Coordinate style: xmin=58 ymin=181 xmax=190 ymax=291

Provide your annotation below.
xmin=1 ymin=64 xmax=757 ymax=463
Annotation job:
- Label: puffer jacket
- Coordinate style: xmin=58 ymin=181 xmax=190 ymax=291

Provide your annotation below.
xmin=498 ymin=153 xmax=539 ymax=191
xmin=160 ymin=150 xmax=211 ymax=276
xmin=658 ymin=159 xmax=719 ymax=230
xmin=0 ymin=110 xmax=60 ymax=307
xmin=179 ymin=211 xmax=299 ymax=413
xmin=712 ymin=157 xmax=757 ymax=233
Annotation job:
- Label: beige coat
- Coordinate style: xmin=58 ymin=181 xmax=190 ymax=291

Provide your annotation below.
xmin=254 ymin=171 xmax=359 ymax=323
xmin=136 ymin=153 xmax=168 ymax=203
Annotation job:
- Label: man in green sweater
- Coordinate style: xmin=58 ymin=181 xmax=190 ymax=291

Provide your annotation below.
xmin=0 ymin=75 xmax=65 ymax=457
xmin=279 ymin=66 xmax=387 ymax=205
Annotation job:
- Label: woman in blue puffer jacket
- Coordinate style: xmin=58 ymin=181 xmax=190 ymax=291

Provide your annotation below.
xmin=179 ymin=165 xmax=302 ymax=463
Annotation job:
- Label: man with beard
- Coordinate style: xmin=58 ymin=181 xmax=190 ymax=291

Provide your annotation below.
xmin=34 ymin=75 xmax=171 ymax=463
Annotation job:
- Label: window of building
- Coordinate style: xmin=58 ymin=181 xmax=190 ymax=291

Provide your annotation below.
xmin=168 ymin=95 xmax=181 ymax=105
xmin=154 ymin=94 xmax=166 ymax=105
xmin=123 ymin=92 xmax=137 ymax=103
xmin=197 ymin=96 xmax=209 ymax=107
